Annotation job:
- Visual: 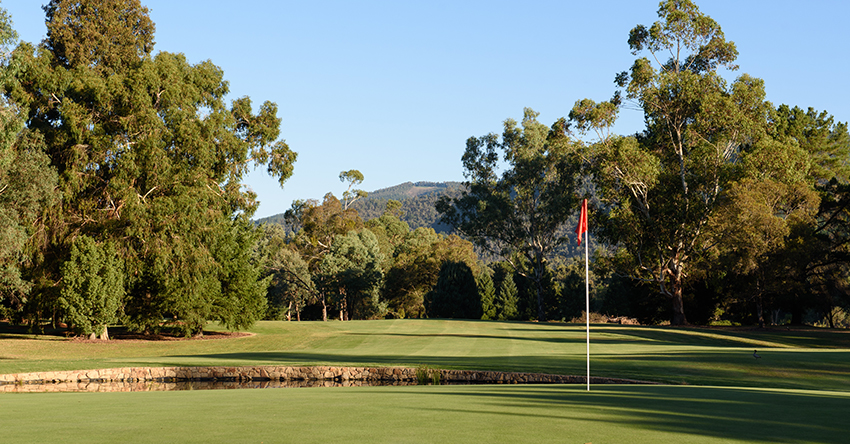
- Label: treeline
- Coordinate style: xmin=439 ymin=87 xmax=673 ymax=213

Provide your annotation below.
xmin=433 ymin=2 xmax=850 ymax=328
xmin=257 ymin=195 xmax=602 ymax=323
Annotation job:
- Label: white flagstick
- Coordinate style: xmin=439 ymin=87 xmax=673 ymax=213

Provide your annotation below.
xmin=585 ymin=222 xmax=590 ymax=391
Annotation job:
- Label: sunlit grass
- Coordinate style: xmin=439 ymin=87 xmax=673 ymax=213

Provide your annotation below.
xmin=2 ymin=320 xmax=849 ymax=391
xmin=3 ymin=320 xmax=849 ymax=443
xmin=2 ymin=384 xmax=848 ymax=444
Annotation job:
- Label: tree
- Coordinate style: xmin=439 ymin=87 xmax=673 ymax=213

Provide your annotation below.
xmin=437 ymin=108 xmax=582 ymax=321
xmin=289 ymin=193 xmax=362 ymax=320
xmin=383 ymin=228 xmax=478 ymax=318
xmin=477 ymin=268 xmax=497 ymax=320
xmin=0 ymin=8 xmax=58 ymax=319
xmin=425 ymin=261 xmax=480 ymax=319
xmin=364 ymin=200 xmax=410 ymax=272
xmin=710 ymin=178 xmax=818 ymax=326
xmin=320 ymin=229 xmax=386 ymax=320
xmin=739 ymin=106 xmax=850 ymax=325
xmin=4 ymin=0 xmax=295 ymax=334
xmin=58 ymin=235 xmax=124 ymax=339
xmin=495 ymin=272 xmax=519 ymax=321
xmin=268 ymin=247 xmax=316 ymax=321
xmin=339 ymin=169 xmax=367 ymax=210
xmin=572 ymin=0 xmax=770 ymax=324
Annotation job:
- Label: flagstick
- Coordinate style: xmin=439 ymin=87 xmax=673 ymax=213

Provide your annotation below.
xmin=585 ymin=224 xmax=590 ymax=391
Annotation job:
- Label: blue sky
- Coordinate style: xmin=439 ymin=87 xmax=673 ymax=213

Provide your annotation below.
xmin=4 ymin=0 xmax=849 ymax=218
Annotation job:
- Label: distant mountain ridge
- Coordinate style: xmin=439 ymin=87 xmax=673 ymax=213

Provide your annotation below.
xmin=254 ymin=181 xmax=464 ymax=233
xmin=363 ymin=181 xmax=463 ymax=201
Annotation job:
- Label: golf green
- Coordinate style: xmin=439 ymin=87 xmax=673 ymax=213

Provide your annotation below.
xmin=1 ymin=384 xmax=847 ymax=443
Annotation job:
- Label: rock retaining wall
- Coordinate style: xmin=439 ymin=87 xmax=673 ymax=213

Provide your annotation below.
xmin=0 ymin=366 xmax=654 ymax=393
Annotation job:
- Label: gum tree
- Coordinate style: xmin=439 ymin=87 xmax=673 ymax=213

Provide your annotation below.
xmin=572 ymin=0 xmax=770 ymax=324
xmin=0 ymin=7 xmax=59 ymax=318
xmin=5 ymin=0 xmax=294 ymax=334
xmin=437 ymin=108 xmax=582 ymax=321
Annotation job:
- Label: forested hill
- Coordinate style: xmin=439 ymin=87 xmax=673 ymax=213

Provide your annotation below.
xmin=254 ymin=181 xmax=464 ymax=233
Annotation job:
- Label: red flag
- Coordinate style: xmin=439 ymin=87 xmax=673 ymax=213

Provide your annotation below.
xmin=575 ymin=199 xmax=587 ymax=245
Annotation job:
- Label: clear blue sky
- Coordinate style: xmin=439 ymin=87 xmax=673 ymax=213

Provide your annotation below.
xmin=4 ymin=0 xmax=849 ymax=218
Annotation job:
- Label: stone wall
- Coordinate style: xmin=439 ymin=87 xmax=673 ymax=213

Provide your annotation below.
xmin=0 ymin=366 xmax=654 ymax=392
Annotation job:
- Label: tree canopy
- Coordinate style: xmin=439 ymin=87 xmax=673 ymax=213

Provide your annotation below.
xmin=2 ymin=0 xmax=294 ymax=335
xmin=570 ymin=0 xmax=770 ymax=325
xmin=437 ymin=108 xmax=582 ymax=321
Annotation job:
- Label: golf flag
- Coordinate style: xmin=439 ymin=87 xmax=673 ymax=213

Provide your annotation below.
xmin=576 ymin=198 xmax=591 ymax=391
xmin=575 ymin=199 xmax=588 ymax=245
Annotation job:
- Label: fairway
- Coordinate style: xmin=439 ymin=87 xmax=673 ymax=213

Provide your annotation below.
xmin=2 ymin=320 xmax=849 ymax=391
xmin=3 ymin=320 xmax=850 ymax=443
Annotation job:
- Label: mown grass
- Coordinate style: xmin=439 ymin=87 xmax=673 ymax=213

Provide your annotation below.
xmin=2 ymin=320 xmax=849 ymax=443
xmin=1 ymin=384 xmax=848 ymax=443
xmin=2 ymin=320 xmax=849 ymax=391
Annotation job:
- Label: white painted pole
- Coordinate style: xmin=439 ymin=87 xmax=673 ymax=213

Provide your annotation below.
xmin=585 ymin=226 xmax=590 ymax=391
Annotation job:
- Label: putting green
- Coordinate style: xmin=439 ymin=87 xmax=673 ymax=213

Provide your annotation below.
xmin=1 ymin=384 xmax=847 ymax=444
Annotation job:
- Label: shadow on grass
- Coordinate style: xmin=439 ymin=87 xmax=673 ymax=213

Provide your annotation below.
xmin=418 ymin=385 xmax=848 ymax=443
xmin=132 ymin=347 xmax=850 ymax=391
xmin=514 ymin=323 xmax=850 ymax=349
xmin=346 ymin=331 xmax=587 ymax=344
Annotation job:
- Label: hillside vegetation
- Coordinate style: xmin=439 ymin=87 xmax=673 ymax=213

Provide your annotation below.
xmin=255 ymin=181 xmax=464 ymax=233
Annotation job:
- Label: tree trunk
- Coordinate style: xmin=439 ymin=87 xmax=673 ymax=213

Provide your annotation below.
xmin=790 ymin=303 xmax=803 ymax=325
xmin=756 ymin=277 xmax=765 ymax=329
xmin=321 ymin=294 xmax=328 ymax=321
xmin=670 ymin=281 xmax=688 ymax=326
xmin=534 ymin=252 xmax=546 ymax=322
xmin=286 ymin=301 xmax=292 ymax=321
xmin=536 ymin=281 xmax=546 ymax=322
xmin=340 ymin=289 xmax=349 ymax=321
xmin=99 ymin=326 xmax=109 ymax=341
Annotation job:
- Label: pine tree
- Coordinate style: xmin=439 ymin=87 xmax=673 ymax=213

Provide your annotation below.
xmin=478 ymin=269 xmax=496 ymax=320
xmin=425 ymin=261 xmax=480 ymax=319
xmin=496 ymin=273 xmax=519 ymax=321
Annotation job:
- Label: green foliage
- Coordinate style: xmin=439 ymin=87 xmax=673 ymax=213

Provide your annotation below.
xmin=425 ymin=261 xmax=480 ymax=319
xmin=0 ymin=133 xmax=58 ymax=315
xmin=58 ymin=235 xmax=124 ymax=339
xmin=256 ymin=182 xmax=465 ymax=236
xmin=702 ymin=104 xmax=850 ymax=327
xmin=577 ymin=0 xmax=770 ymax=325
xmin=257 ymin=224 xmax=315 ymax=321
xmin=494 ymin=272 xmax=519 ymax=321
xmin=414 ymin=365 xmax=441 ymax=385
xmin=770 ymin=105 xmax=850 ymax=184
xmin=477 ymin=268 xmax=496 ymax=320
xmin=383 ymin=228 xmax=478 ymax=318
xmin=208 ymin=220 xmax=268 ymax=331
xmin=0 ymin=6 xmax=59 ymax=318
xmin=3 ymin=0 xmax=294 ymax=333
xmin=553 ymin=258 xmax=596 ymax=322
xmin=339 ymin=169 xmax=367 ymax=210
xmin=438 ymin=108 xmax=582 ymax=321
xmin=320 ymin=229 xmax=386 ymax=320
xmin=364 ymin=201 xmax=410 ymax=271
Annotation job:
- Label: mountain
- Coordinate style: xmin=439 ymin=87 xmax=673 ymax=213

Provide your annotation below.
xmin=254 ymin=181 xmax=464 ymax=233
